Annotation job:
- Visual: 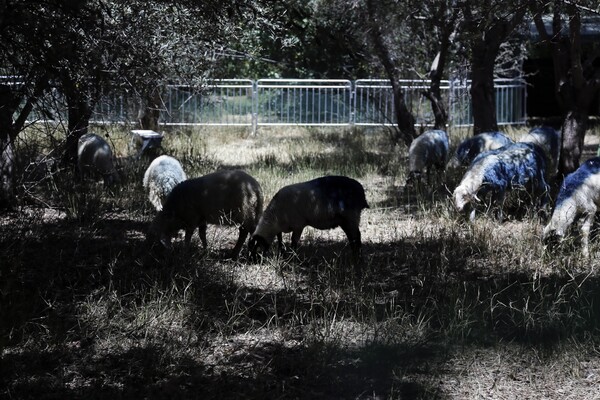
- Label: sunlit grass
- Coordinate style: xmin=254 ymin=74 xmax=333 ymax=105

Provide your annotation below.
xmin=3 ymin=123 xmax=600 ymax=398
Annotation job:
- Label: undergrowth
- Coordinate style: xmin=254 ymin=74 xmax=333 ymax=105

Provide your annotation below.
xmin=2 ymin=124 xmax=600 ymax=399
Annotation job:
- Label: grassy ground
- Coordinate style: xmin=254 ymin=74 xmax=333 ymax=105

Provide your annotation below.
xmin=2 ymin=124 xmax=600 ymax=399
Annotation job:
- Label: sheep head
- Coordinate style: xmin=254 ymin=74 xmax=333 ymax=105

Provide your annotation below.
xmin=405 ymin=171 xmax=422 ymax=187
xmin=248 ymin=234 xmax=270 ymax=262
xmin=453 ymin=186 xmax=480 ymax=213
xmin=147 ymin=211 xmax=180 ymax=249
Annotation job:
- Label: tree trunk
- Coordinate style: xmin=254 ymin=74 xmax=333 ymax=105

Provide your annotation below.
xmin=0 ymin=84 xmax=18 ymax=143
xmin=0 ymin=137 xmax=15 ymax=208
xmin=64 ymin=89 xmax=93 ymax=166
xmin=138 ymin=88 xmax=162 ymax=131
xmin=423 ymin=57 xmax=449 ymax=130
xmin=0 ymin=86 xmax=18 ymax=207
xmin=560 ymin=110 xmax=587 ymax=174
xmin=425 ymin=82 xmax=448 ymax=131
xmin=365 ymin=0 xmax=416 ymax=146
xmin=460 ymin=2 xmax=526 ymax=136
xmin=422 ymin=52 xmax=449 ymax=130
xmin=423 ymin=4 xmax=457 ymax=131
xmin=0 ymin=78 xmax=47 ymax=206
xmin=390 ymin=83 xmax=417 ymax=147
xmin=470 ymin=54 xmax=498 ymax=134
xmin=530 ymin=2 xmax=600 ymax=174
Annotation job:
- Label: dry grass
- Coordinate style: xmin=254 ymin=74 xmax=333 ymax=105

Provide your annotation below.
xmin=2 ymin=124 xmax=600 ymax=399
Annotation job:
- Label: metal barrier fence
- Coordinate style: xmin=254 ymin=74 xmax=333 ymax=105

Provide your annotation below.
xmin=162 ymin=79 xmax=254 ymax=126
xmin=354 ymin=79 xmax=454 ymax=126
xmin=22 ymin=78 xmax=527 ymax=130
xmin=448 ymin=78 xmax=527 ymax=127
xmin=256 ymin=79 xmax=353 ymax=127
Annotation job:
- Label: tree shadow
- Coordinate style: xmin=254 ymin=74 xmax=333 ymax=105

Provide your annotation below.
xmin=3 ymin=205 xmax=600 ymax=399
xmin=246 ymin=234 xmax=600 ymax=347
xmin=1 ymin=331 xmax=451 ymax=399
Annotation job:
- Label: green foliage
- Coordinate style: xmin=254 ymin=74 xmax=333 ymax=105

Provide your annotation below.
xmin=215 ymin=0 xmax=376 ymax=78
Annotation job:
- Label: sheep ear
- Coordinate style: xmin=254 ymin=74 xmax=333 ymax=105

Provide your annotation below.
xmin=469 ymin=208 xmax=477 ymax=222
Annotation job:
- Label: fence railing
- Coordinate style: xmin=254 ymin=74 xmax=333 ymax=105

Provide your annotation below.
xmin=162 ymin=79 xmax=255 ymax=126
xmin=256 ymin=79 xmax=353 ymax=127
xmin=354 ymin=79 xmax=456 ymax=126
xmin=24 ymin=78 xmax=527 ymax=131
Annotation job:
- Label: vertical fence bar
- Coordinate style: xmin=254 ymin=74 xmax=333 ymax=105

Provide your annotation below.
xmin=252 ymin=80 xmax=257 ymax=135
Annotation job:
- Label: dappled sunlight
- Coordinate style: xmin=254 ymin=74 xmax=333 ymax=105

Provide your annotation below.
xmin=4 ymin=126 xmax=600 ymax=398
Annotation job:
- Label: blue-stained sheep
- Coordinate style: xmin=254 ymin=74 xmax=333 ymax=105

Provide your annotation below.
xmin=518 ymin=126 xmax=561 ymax=177
xmin=248 ymin=175 xmax=369 ymax=262
xmin=543 ymin=157 xmax=600 ymax=257
xmin=147 ymin=169 xmax=263 ymax=259
xmin=143 ymin=155 xmax=187 ymax=211
xmin=77 ymin=133 xmax=119 ymax=186
xmin=406 ymin=129 xmax=449 ymax=185
xmin=450 ymin=131 xmax=514 ymax=167
xmin=453 ymin=142 xmax=550 ymax=221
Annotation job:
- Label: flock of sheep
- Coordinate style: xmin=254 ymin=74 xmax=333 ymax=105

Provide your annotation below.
xmin=408 ymin=126 xmax=600 ymax=256
xmin=77 ymin=133 xmax=370 ymax=264
xmin=76 ymin=125 xmax=600 ymax=264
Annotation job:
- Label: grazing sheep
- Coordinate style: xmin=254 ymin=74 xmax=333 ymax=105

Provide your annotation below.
xmin=248 ymin=175 xmax=369 ymax=262
xmin=453 ymin=142 xmax=549 ymax=221
xmin=542 ymin=157 xmax=600 ymax=257
xmin=77 ymin=133 xmax=119 ymax=186
xmin=147 ymin=169 xmax=263 ymax=259
xmin=143 ymin=155 xmax=187 ymax=211
xmin=450 ymin=131 xmax=514 ymax=167
xmin=518 ymin=126 xmax=561 ymax=177
xmin=406 ymin=129 xmax=449 ymax=185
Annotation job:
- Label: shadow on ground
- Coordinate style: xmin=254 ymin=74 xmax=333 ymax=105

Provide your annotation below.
xmin=2 ymin=207 xmax=600 ymax=399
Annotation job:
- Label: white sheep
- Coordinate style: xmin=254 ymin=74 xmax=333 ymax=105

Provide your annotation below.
xmin=143 ymin=155 xmax=187 ymax=211
xmin=406 ymin=129 xmax=449 ymax=186
xmin=450 ymin=131 xmax=514 ymax=168
xmin=147 ymin=169 xmax=263 ymax=259
xmin=542 ymin=157 xmax=600 ymax=257
xmin=453 ymin=142 xmax=549 ymax=221
xmin=518 ymin=126 xmax=561 ymax=177
xmin=248 ymin=175 xmax=369 ymax=261
xmin=77 ymin=133 xmax=119 ymax=186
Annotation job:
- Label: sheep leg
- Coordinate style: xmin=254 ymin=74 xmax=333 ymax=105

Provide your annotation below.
xmin=536 ymin=182 xmax=551 ymax=220
xmin=581 ymin=211 xmax=596 ymax=258
xmin=341 ymin=222 xmax=363 ymax=268
xmin=231 ymin=228 xmax=249 ymax=260
xmin=197 ymin=223 xmax=208 ymax=249
xmin=290 ymin=229 xmax=304 ymax=250
xmin=276 ymin=233 xmax=284 ymax=254
xmin=537 ymin=180 xmax=550 ymax=207
xmin=491 ymin=191 xmax=506 ymax=221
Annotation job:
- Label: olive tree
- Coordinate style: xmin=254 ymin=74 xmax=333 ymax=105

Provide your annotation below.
xmin=458 ymin=0 xmax=528 ymax=135
xmin=364 ymin=0 xmax=461 ymax=145
xmin=529 ymin=0 xmax=600 ymax=174
xmin=0 ymin=0 xmax=271 ymax=171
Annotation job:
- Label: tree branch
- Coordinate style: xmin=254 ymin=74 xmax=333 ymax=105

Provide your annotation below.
xmin=529 ymin=1 xmax=551 ymax=42
xmin=567 ymin=3 xmax=585 ymax=89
